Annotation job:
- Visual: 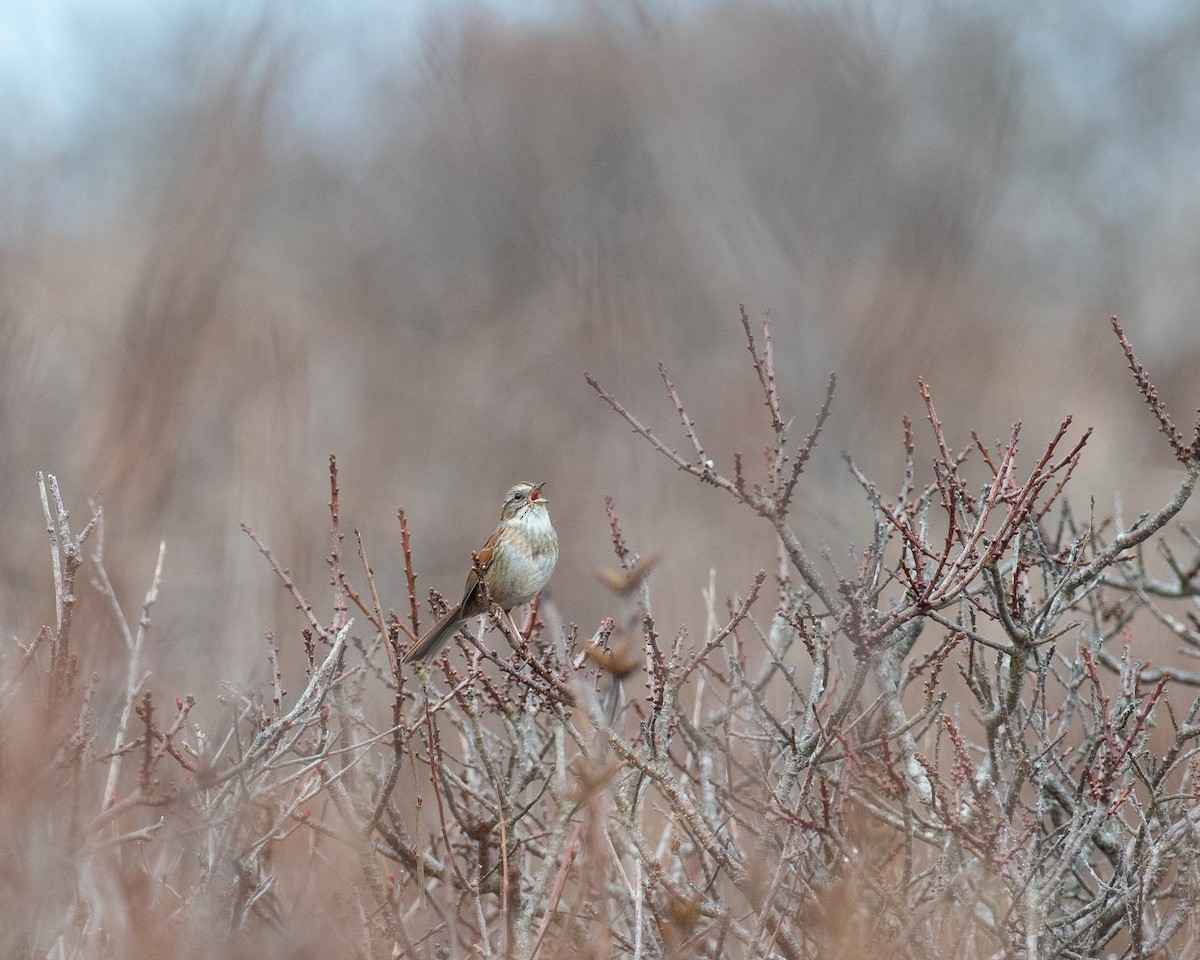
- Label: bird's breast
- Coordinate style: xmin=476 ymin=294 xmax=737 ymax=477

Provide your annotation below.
xmin=489 ymin=508 xmax=558 ymax=607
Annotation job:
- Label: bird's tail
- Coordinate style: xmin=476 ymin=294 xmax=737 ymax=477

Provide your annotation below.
xmin=403 ymin=603 xmax=464 ymax=664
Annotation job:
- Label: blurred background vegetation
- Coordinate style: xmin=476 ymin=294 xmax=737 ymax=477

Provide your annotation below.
xmin=3 ymin=0 xmax=1198 ymax=705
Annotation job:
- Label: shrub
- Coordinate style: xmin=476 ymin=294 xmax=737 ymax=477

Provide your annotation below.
xmin=4 ymin=312 xmax=1199 ymax=959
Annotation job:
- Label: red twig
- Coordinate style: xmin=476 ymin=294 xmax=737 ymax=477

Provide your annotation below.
xmin=397 ymin=508 xmax=421 ymax=640
xmin=1111 ymin=316 xmax=1198 ymax=463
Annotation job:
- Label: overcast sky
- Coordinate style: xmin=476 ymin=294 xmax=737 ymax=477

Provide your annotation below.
xmin=3 ymin=0 xmax=1184 ymax=134
xmin=3 ymin=0 xmax=1194 ymax=238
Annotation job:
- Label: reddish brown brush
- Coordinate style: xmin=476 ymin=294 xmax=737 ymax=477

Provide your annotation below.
xmin=8 ymin=313 xmax=1199 ymax=958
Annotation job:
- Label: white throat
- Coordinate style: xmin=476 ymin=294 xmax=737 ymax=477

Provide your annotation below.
xmin=516 ymin=504 xmax=555 ymax=540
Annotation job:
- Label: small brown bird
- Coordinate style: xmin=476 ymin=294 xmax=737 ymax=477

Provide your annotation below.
xmin=403 ymin=481 xmax=559 ymax=664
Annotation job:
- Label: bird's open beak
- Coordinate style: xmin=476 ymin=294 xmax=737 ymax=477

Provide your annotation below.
xmin=532 ymin=482 xmax=547 ymax=503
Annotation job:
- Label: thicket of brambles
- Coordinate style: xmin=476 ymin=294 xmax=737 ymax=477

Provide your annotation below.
xmin=4 ymin=310 xmax=1200 ymax=960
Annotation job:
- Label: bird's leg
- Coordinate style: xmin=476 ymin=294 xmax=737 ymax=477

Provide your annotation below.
xmin=505 ymin=609 xmax=524 ymax=642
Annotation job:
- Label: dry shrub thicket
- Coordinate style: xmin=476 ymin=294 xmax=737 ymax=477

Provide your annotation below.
xmin=3 ymin=309 xmax=1200 ymax=959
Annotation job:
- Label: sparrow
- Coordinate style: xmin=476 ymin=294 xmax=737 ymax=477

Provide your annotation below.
xmin=403 ymin=481 xmax=558 ymax=663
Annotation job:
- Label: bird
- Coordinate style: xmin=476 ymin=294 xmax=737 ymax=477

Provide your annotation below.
xmin=403 ymin=481 xmax=558 ymax=664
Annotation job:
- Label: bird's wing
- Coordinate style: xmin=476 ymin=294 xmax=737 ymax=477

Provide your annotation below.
xmin=460 ymin=526 xmax=500 ymax=609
